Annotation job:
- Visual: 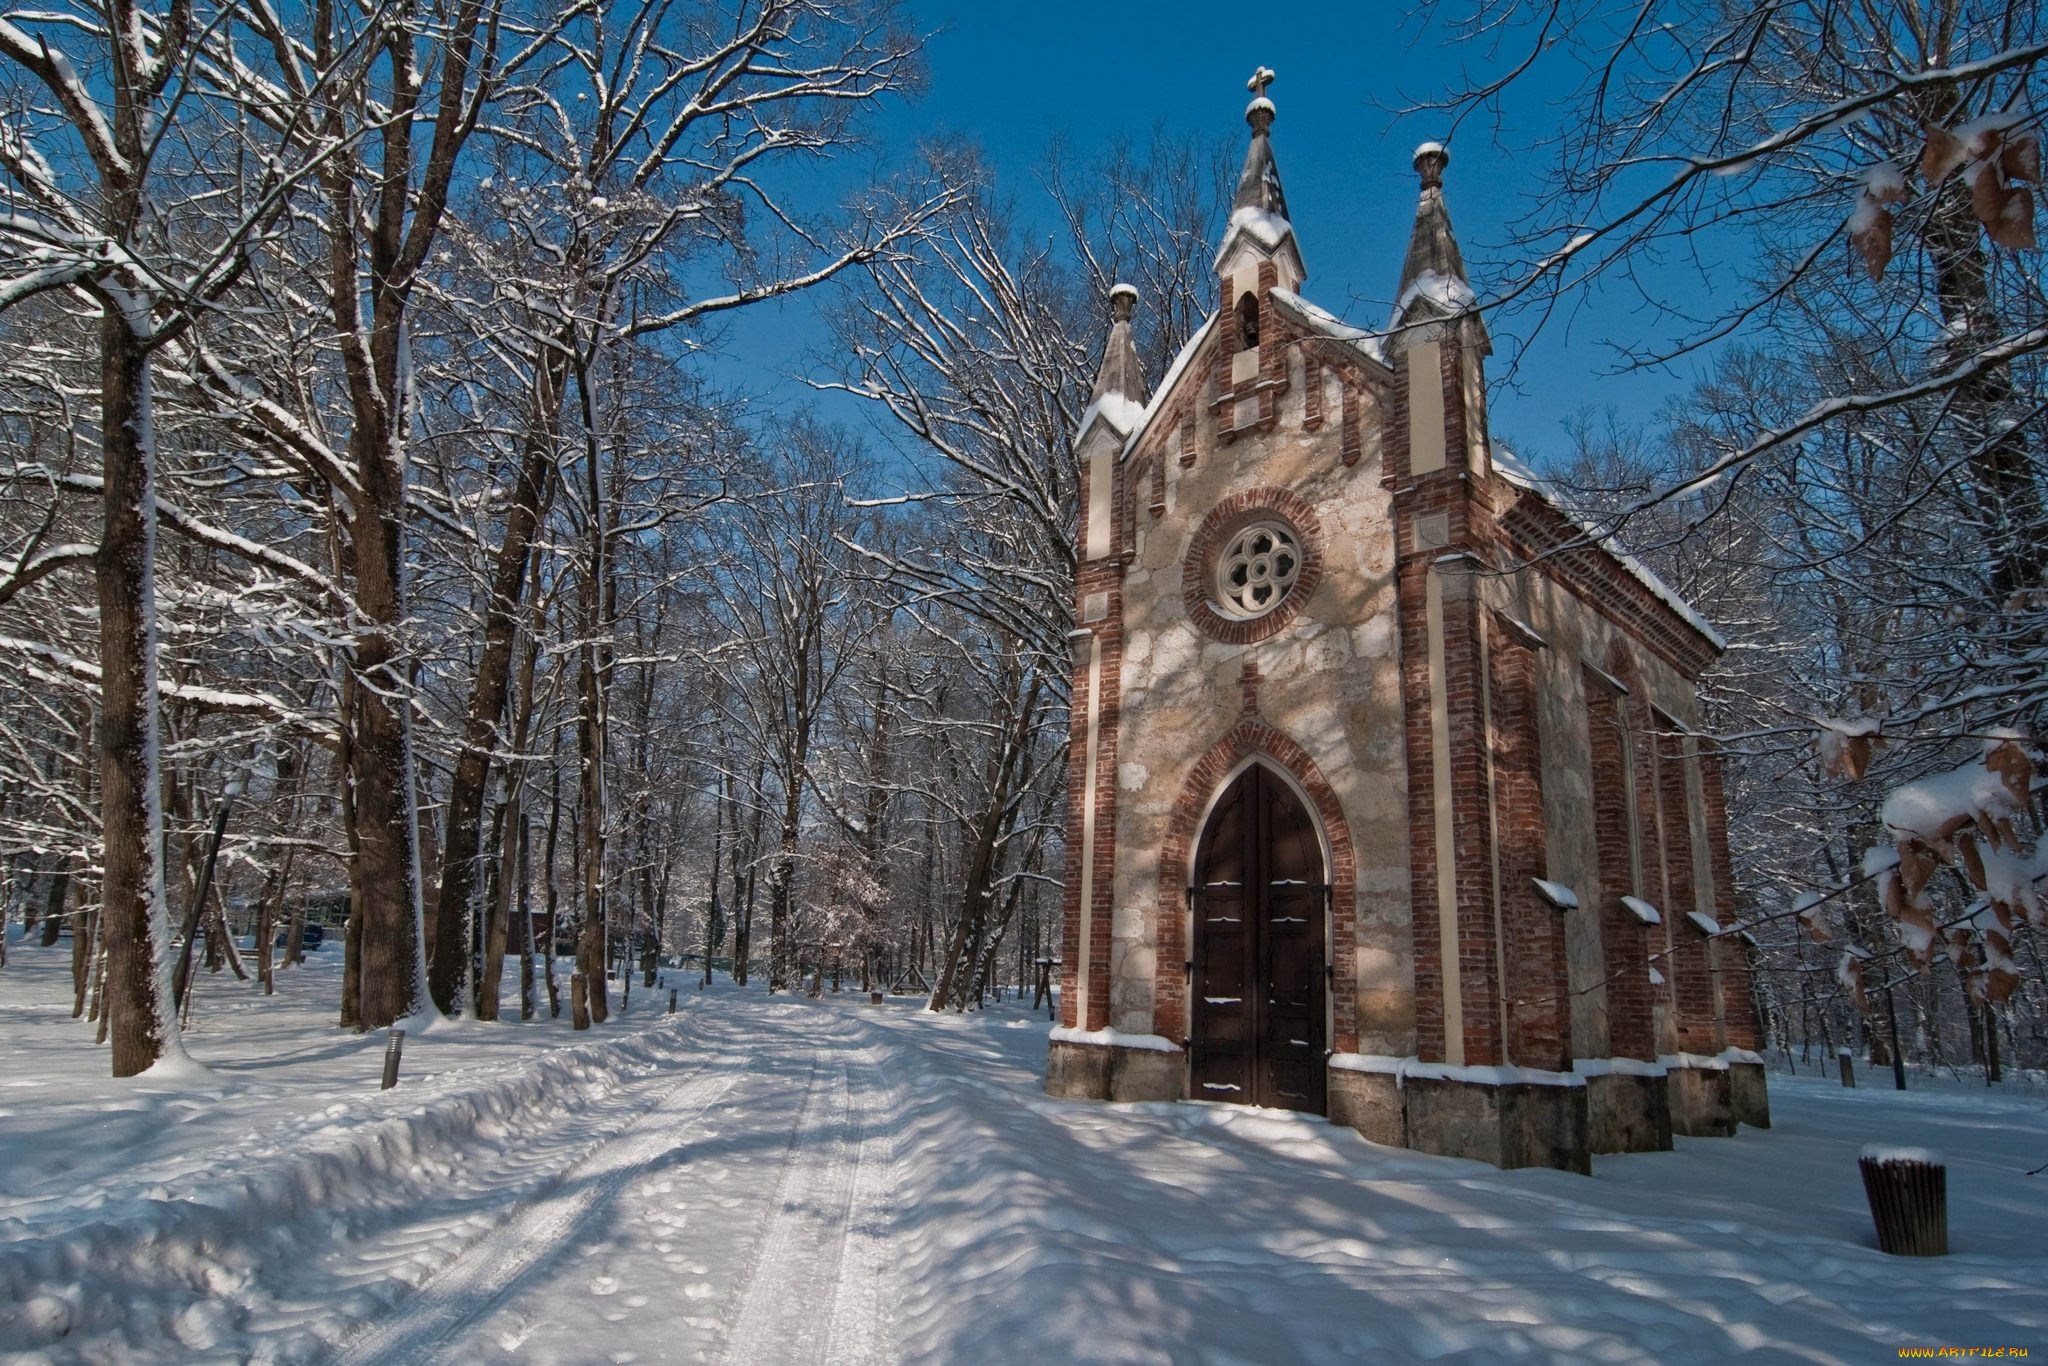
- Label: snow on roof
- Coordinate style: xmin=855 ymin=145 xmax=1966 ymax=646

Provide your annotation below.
xmin=1211 ymin=205 xmax=1299 ymax=271
xmin=1117 ymin=313 xmax=1217 ymax=463
xmin=1267 ymin=288 xmax=1389 ymax=367
xmin=1491 ymin=444 xmax=1728 ymax=651
xmin=1622 ymin=895 xmax=1662 ymax=926
xmin=1532 ymin=878 xmax=1579 ymax=910
xmin=1077 ymin=392 xmax=1147 ymax=443
xmin=1686 ymin=910 xmax=1721 ymax=937
xmin=1392 ymin=268 xmax=1477 ymax=325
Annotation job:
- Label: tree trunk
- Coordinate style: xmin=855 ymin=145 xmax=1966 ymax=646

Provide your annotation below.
xmin=477 ymin=794 xmax=518 ymax=1020
xmin=767 ymin=779 xmax=800 ymax=993
xmin=38 ymin=864 xmax=65 ymax=947
xmin=430 ymin=359 xmax=564 ymax=1014
xmin=932 ymin=673 xmax=1040 ymax=1012
xmin=71 ymin=907 xmax=95 ymax=1018
xmin=576 ymin=609 xmax=609 ymax=1023
xmin=519 ymin=814 xmax=536 ymax=1020
xmin=703 ymin=772 xmax=727 ymax=987
xmin=1913 ymin=84 xmax=2047 ymax=603
xmin=347 ymin=404 xmax=431 ymax=1029
xmin=335 ymin=592 xmax=364 ymax=1026
xmin=544 ymin=762 xmax=563 ymax=1017
xmin=96 ymin=313 xmax=180 ymax=1076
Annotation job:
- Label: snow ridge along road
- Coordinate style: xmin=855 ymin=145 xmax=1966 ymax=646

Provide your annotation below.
xmin=330 ymin=1033 xmax=744 ymax=1366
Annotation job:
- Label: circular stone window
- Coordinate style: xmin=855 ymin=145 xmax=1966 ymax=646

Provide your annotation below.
xmin=1181 ymin=488 xmax=1324 ymax=644
xmin=1215 ymin=522 xmax=1302 ymax=619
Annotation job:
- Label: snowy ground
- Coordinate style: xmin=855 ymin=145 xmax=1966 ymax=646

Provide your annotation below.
xmin=1 ymin=944 xmax=2044 ymax=1363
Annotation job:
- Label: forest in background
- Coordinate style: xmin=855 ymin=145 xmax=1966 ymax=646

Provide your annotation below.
xmin=1 ymin=0 xmax=2043 ymax=1084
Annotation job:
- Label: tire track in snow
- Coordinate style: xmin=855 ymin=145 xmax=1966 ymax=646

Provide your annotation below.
xmin=822 ymin=1029 xmax=898 ymax=1363
xmin=717 ymin=1024 xmax=890 ymax=1365
xmin=328 ymin=1026 xmax=741 ymax=1366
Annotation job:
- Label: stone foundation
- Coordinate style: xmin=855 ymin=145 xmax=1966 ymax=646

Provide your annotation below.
xmin=1666 ymin=1060 xmax=1736 ymax=1137
xmin=1044 ymin=1040 xmax=1184 ymax=1103
xmin=1399 ymin=1075 xmax=1591 ymax=1175
xmin=1585 ymin=1069 xmax=1673 ymax=1154
xmin=1327 ymin=1066 xmax=1405 ymax=1148
xmin=1727 ymin=1060 xmax=1770 ymax=1129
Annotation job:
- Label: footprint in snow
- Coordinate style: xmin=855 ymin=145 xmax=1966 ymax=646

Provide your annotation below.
xmin=590 ymin=1275 xmax=619 ymax=1296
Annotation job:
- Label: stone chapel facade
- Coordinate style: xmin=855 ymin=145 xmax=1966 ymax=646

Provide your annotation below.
xmin=1044 ymin=75 xmax=1770 ymax=1174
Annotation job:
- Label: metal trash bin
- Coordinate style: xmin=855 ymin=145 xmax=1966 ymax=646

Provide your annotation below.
xmin=1858 ymin=1145 xmax=1947 ymax=1256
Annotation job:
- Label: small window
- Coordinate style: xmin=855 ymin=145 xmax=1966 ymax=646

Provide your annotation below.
xmin=1235 ymin=292 xmax=1260 ymax=350
xmin=1215 ymin=522 xmax=1301 ymax=619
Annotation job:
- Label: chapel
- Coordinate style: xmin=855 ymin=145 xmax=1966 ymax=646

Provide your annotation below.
xmin=1044 ymin=71 xmax=1770 ymax=1174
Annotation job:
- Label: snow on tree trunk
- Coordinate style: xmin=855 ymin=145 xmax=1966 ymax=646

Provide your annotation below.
xmin=347 ymin=409 xmax=430 ymax=1029
xmin=96 ymin=314 xmax=186 ymax=1076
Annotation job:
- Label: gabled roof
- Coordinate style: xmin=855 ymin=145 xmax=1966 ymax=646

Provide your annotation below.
xmin=1268 ymin=289 xmax=1391 ymax=371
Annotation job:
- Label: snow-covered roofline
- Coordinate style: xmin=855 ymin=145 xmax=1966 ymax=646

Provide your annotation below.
xmin=1116 ymin=313 xmax=1217 ymax=462
xmin=1492 ymin=445 xmax=1728 ymax=652
xmin=1211 ymin=205 xmax=1299 ymax=273
xmin=1076 ymin=393 xmax=1146 ymax=448
xmin=1267 ymin=289 xmax=1390 ymax=368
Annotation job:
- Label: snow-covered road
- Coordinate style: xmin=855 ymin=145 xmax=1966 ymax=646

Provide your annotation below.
xmin=330 ymin=1016 xmax=896 ymax=1365
xmin=2 ymin=946 xmax=2045 ymax=1362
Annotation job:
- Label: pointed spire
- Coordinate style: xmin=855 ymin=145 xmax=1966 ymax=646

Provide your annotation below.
xmin=1392 ymin=141 xmax=1486 ymax=349
xmin=1233 ymin=66 xmax=1289 ymax=219
xmin=1213 ymin=66 xmax=1304 ymax=286
xmin=1079 ymin=282 xmax=1149 ymax=440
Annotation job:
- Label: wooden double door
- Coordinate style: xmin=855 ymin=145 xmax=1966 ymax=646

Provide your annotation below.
xmin=1188 ymin=764 xmax=1328 ymax=1112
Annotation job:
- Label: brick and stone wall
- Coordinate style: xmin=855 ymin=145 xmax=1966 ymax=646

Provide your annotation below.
xmin=1107 ymin=311 xmax=1412 ymax=1054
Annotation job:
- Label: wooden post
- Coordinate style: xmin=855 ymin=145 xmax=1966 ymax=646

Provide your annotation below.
xmin=1859 ymin=1149 xmax=1948 ymax=1256
xmin=1032 ymin=957 xmax=1060 ymax=1019
xmin=668 ymin=987 xmax=677 ymax=1014
xmin=571 ymin=971 xmax=590 ymax=1030
xmin=1838 ymin=1046 xmax=1855 ymax=1088
xmin=380 ymin=1027 xmax=406 ymax=1090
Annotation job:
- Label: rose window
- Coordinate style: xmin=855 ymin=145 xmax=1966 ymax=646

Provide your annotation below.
xmin=1215 ymin=522 xmax=1302 ymax=618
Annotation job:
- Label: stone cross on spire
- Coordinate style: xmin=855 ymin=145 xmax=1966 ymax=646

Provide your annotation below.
xmin=1247 ymin=65 xmax=1275 ymax=100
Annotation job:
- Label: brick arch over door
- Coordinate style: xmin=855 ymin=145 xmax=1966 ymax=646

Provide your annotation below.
xmin=1156 ymin=718 xmax=1359 ymax=1053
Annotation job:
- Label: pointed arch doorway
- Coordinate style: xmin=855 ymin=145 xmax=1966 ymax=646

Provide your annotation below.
xmin=1188 ymin=763 xmax=1328 ymax=1112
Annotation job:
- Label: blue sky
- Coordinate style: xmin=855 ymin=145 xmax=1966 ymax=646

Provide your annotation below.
xmin=704 ymin=1 xmax=1702 ymax=473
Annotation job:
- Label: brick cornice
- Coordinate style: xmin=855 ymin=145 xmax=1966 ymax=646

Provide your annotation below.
xmin=1501 ymin=496 xmax=1720 ymax=679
